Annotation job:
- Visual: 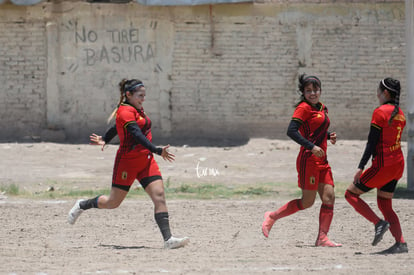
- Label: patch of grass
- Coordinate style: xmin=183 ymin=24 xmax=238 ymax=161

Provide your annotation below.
xmin=47 ymin=188 xmax=148 ymax=199
xmin=334 ymin=182 xmax=353 ymax=198
xmin=0 ymin=181 xmax=300 ymax=200
xmin=164 ymin=182 xmax=286 ymax=199
xmin=12 ymin=180 xmax=411 ymax=200
xmin=63 ymin=189 xmax=109 ymax=198
xmin=0 ymin=183 xmax=20 ymax=196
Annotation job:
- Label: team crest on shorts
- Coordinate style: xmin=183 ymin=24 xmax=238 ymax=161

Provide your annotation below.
xmin=122 ymin=171 xmax=128 ymax=180
xmin=310 ymin=176 xmax=316 ymax=185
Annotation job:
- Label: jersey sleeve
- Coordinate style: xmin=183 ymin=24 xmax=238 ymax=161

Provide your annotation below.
xmin=371 ymin=108 xmax=386 ymax=130
xmin=103 ymin=124 xmax=117 ymax=143
xmin=287 ymin=119 xmax=315 ymax=150
xmin=126 ymin=122 xmax=163 ymax=155
xmin=292 ymin=104 xmax=311 ymax=123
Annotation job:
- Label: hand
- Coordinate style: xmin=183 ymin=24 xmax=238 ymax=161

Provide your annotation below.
xmin=311 ymin=145 xmax=325 ymax=158
xmin=353 ymin=169 xmax=363 ymax=184
xmin=329 ymin=132 xmax=337 ymax=145
xmin=89 ymin=133 xmax=106 ymax=151
xmin=161 ymin=145 xmax=175 ymax=162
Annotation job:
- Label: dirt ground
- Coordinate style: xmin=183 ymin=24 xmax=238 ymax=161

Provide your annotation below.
xmin=0 ymin=139 xmax=413 ymax=274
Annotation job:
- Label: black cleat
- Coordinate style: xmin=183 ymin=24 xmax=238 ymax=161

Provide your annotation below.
xmin=372 ymin=220 xmax=390 ymax=246
xmin=377 ymin=242 xmax=408 ymax=254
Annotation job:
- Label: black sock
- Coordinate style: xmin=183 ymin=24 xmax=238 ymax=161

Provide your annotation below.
xmin=155 ymin=212 xmax=172 ymax=241
xmin=79 ymin=195 xmax=100 ymax=210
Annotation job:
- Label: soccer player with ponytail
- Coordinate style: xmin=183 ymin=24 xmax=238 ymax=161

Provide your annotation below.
xmin=345 ymin=77 xmax=407 ymax=254
xmin=68 ymin=79 xmax=189 ymax=249
xmin=262 ymin=74 xmax=341 ymax=247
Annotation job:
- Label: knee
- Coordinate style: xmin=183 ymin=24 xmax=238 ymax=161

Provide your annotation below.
xmin=344 ymin=190 xmax=361 ymax=206
xmin=301 ymin=198 xmax=315 ymax=209
xmin=345 ymin=189 xmax=357 ymax=199
xmin=322 ymin=191 xmax=336 ymax=205
xmin=152 ymin=188 xmax=166 ymax=204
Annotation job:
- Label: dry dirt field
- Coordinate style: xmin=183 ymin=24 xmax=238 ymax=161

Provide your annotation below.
xmin=0 ymin=139 xmax=413 ymax=274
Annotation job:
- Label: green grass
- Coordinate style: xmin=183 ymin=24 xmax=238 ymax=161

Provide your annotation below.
xmin=164 ymin=183 xmax=282 ymax=199
xmin=0 ymin=182 xmax=294 ymax=200
xmin=0 ymin=183 xmax=20 ymax=196
xmin=2 ymin=181 xmax=413 ymax=200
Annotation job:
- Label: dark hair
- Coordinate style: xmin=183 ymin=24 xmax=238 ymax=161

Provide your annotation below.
xmin=119 ymin=79 xmax=144 ymax=95
xmin=378 ymin=77 xmax=401 ymax=125
xmin=107 ymin=78 xmax=144 ymax=123
xmin=295 ymin=74 xmax=322 ymax=106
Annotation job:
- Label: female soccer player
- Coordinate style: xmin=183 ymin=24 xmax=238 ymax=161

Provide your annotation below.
xmin=262 ymin=74 xmax=341 ymax=247
xmin=345 ymin=77 xmax=408 ymax=254
xmin=68 ymin=79 xmax=189 ymax=249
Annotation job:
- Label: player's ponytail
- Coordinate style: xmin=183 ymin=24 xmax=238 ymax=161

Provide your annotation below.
xmin=107 ymin=79 xmax=128 ymax=123
xmin=379 ymin=77 xmax=401 ymax=125
xmin=295 ymin=74 xmax=322 ymax=107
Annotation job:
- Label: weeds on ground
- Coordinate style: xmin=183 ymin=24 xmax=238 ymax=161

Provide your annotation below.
xmin=2 ymin=181 xmax=409 ymax=200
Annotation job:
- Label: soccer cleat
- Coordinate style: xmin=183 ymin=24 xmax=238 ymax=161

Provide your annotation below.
xmin=315 ymin=237 xmax=342 ymax=247
xmin=262 ymin=211 xmax=276 ymax=238
xmin=164 ymin=236 xmax=190 ymax=249
xmin=372 ymin=220 xmax=390 ymax=246
xmin=68 ymin=199 xmax=85 ymax=225
xmin=377 ymin=242 xmax=408 ymax=254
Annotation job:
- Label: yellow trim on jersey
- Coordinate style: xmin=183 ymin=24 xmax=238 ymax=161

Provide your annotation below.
xmin=124 ymin=121 xmax=136 ymax=129
xmin=318 ymin=101 xmax=325 ymax=111
xmin=371 ymin=123 xmax=382 ymax=130
xmin=393 ymin=114 xmax=405 ymax=122
xmin=292 ymin=117 xmax=303 ymax=124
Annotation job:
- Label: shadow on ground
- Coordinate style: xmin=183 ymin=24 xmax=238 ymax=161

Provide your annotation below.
xmin=99 ymin=244 xmax=154 ymax=250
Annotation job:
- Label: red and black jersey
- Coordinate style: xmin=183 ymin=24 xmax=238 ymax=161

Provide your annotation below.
xmin=116 ymin=103 xmax=152 ymax=156
xmin=292 ymin=101 xmax=330 ymax=164
xmin=371 ymin=104 xmax=405 ymax=167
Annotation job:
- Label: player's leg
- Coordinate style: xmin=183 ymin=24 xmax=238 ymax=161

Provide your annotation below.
xmin=144 ymin=178 xmax=189 ymax=249
xmin=376 ymin=179 xmax=408 ymax=254
xmin=345 ymin=167 xmax=389 ymax=246
xmin=96 ymin=186 xmax=128 ymax=209
xmin=68 ymin=154 xmax=136 ymax=225
xmin=262 ymin=161 xmax=317 ymax=238
xmin=315 ymin=175 xmax=341 ymax=247
xmin=68 ymin=186 xmax=129 ymax=225
xmin=262 ymin=189 xmax=315 ymax=238
xmin=140 ymin=157 xmax=189 ymax=249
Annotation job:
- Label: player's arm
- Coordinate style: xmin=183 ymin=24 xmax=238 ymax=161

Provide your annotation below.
xmin=90 ymin=124 xmax=118 ymax=151
xmin=287 ymin=119 xmax=315 ymax=150
xmin=125 ymin=121 xmax=163 ymax=155
xmin=103 ymin=124 xmax=117 ymax=144
xmin=89 ymin=125 xmax=117 ymax=145
xmin=328 ymin=132 xmax=337 ymax=144
xmin=357 ymin=124 xmax=381 ymax=170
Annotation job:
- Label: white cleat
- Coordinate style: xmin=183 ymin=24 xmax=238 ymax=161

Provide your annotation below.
xmin=164 ymin=236 xmax=190 ymax=249
xmin=68 ymin=199 xmax=85 ymax=225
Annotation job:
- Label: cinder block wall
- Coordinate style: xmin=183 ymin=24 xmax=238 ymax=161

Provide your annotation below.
xmin=0 ymin=19 xmax=47 ymax=140
xmin=0 ymin=1 xmax=406 ymax=142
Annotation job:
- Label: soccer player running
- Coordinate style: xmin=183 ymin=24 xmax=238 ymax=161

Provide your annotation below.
xmin=262 ymin=74 xmax=341 ymax=247
xmin=68 ymin=79 xmax=189 ymax=249
xmin=345 ymin=77 xmax=408 ymax=254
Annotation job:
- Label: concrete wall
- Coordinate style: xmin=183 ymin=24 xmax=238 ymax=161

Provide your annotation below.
xmin=0 ymin=1 xmax=407 ymax=143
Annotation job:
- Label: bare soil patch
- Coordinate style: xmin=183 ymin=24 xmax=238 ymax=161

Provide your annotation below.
xmin=0 ymin=139 xmax=412 ymax=274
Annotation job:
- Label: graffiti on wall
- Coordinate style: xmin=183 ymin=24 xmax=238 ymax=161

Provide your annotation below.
xmin=73 ymin=25 xmax=156 ymax=66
